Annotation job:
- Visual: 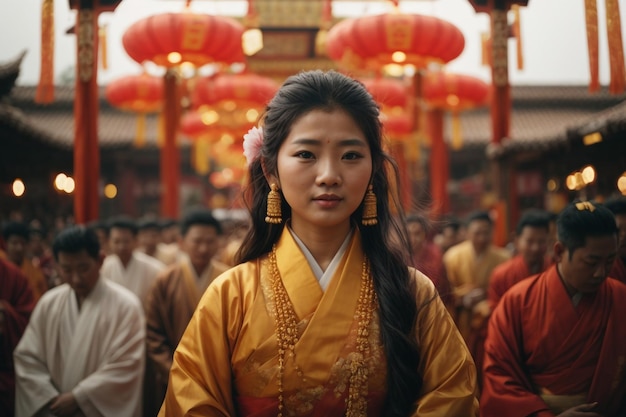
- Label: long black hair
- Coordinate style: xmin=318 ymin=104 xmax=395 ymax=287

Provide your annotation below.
xmin=236 ymin=70 xmax=421 ymax=416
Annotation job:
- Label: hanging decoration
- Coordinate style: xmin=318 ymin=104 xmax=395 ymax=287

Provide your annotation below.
xmin=105 ymin=74 xmax=164 ymax=148
xmin=99 ymin=24 xmax=109 ymax=70
xmin=326 ymin=13 xmax=464 ymax=73
xmin=605 ymin=0 xmax=625 ymax=94
xmin=511 ymin=5 xmax=523 ymax=70
xmin=36 ymin=0 xmax=55 ymax=104
xmin=243 ymin=0 xmax=263 ymax=56
xmin=584 ymin=0 xmax=600 ymax=92
xmin=122 ymin=12 xmax=245 ymax=68
xmin=584 ymin=0 xmax=625 ymax=94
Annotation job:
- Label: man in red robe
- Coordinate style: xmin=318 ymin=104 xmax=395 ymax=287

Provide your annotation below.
xmin=605 ymin=197 xmax=626 ymax=283
xmin=487 ymin=209 xmax=553 ymax=310
xmin=0 ymin=257 xmax=35 ymax=416
xmin=481 ymin=201 xmax=626 ymax=417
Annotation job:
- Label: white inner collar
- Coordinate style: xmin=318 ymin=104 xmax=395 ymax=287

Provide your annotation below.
xmin=288 ymin=226 xmax=353 ymax=291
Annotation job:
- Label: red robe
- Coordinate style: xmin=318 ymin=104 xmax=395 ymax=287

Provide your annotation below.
xmin=487 ymin=255 xmax=552 ymax=311
xmin=481 ymin=265 xmax=626 ymax=417
xmin=0 ymin=258 xmax=36 ymax=416
xmin=610 ymin=257 xmax=626 ymax=284
xmin=411 ymin=242 xmax=454 ymax=307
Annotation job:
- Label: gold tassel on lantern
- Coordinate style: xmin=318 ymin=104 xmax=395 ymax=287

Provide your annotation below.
xmin=512 ymin=5 xmax=524 ymax=70
xmin=451 ymin=112 xmax=463 ymax=150
xmin=194 ymin=137 xmax=210 ymax=175
xmin=584 ymin=0 xmax=600 ymax=92
xmin=134 ymin=113 xmax=147 ymax=148
xmin=481 ymin=32 xmax=491 ymax=67
xmin=36 ymin=0 xmax=55 ymax=104
xmin=605 ymin=0 xmax=625 ymax=94
xmin=99 ymin=24 xmax=108 ymax=70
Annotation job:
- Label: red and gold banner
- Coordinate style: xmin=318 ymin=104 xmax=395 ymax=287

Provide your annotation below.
xmin=36 ymin=0 xmax=55 ymax=104
xmin=584 ymin=0 xmax=600 ymax=92
xmin=605 ymin=0 xmax=625 ymax=94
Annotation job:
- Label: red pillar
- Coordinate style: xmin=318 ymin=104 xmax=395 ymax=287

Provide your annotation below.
xmin=490 ymin=7 xmax=511 ymax=144
xmin=426 ymin=109 xmax=450 ymax=218
xmin=73 ymin=7 xmax=100 ymax=224
xmin=161 ymin=69 xmax=181 ymax=218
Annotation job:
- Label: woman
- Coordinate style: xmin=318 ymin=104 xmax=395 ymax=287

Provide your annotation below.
xmin=160 ymin=70 xmax=477 ymax=416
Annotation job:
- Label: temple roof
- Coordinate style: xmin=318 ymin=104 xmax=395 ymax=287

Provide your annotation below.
xmin=2 ymin=83 xmax=625 ymax=155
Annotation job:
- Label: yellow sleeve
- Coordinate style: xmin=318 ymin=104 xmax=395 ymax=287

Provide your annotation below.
xmin=159 ymin=268 xmax=244 ymax=417
xmin=411 ymin=269 xmax=479 ymax=416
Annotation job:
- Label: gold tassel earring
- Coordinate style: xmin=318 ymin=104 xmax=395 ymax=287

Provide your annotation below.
xmin=361 ymin=184 xmax=378 ymax=226
xmin=265 ymin=183 xmax=283 ymax=224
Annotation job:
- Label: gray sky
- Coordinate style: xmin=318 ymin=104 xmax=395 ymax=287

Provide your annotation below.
xmin=1 ymin=0 xmax=623 ymax=86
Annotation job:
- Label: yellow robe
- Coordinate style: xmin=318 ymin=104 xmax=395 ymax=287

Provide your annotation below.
xmin=160 ymin=228 xmax=478 ymax=416
xmin=443 ymin=241 xmax=510 ymax=340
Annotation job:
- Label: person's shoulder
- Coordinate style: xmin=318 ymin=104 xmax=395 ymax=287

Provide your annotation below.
xmin=32 ymin=284 xmax=71 ymax=314
xmin=134 ymin=251 xmax=166 ymax=270
xmin=498 ymin=270 xmax=544 ymax=306
xmin=211 ymin=258 xmax=231 ymax=275
xmin=491 ymin=255 xmax=521 ymax=277
xmin=606 ymin=276 xmax=626 ymax=295
xmin=202 ymin=258 xmax=263 ymax=299
xmin=442 ymin=241 xmax=466 ymax=261
xmin=100 ymin=254 xmax=118 ymax=270
xmin=408 ymin=266 xmax=437 ymax=298
xmin=0 ymin=257 xmax=28 ymax=282
xmin=490 ymin=245 xmax=512 ymax=260
xmin=156 ymin=261 xmax=183 ymax=281
xmin=213 ymin=259 xmax=260 ymax=284
xmin=38 ymin=283 xmax=69 ymax=303
xmin=103 ymin=279 xmax=143 ymax=310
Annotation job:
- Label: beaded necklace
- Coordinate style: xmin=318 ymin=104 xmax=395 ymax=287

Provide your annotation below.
xmin=268 ymin=244 xmax=376 ymax=417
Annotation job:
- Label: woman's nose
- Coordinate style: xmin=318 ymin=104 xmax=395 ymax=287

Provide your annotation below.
xmin=316 ymin=159 xmax=341 ymax=186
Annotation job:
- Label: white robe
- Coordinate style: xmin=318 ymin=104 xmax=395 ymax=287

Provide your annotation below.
xmin=14 ymin=278 xmax=146 ymax=417
xmin=101 ymin=251 xmax=165 ymax=306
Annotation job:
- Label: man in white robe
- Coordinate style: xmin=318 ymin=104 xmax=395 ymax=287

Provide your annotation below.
xmin=101 ymin=216 xmax=165 ymax=307
xmin=14 ymin=226 xmax=145 ymax=417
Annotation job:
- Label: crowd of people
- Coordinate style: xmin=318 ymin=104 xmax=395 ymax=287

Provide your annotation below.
xmin=1 ymin=70 xmax=626 ymax=416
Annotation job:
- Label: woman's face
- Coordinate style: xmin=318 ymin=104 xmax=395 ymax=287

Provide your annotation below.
xmin=270 ymin=108 xmax=373 ymax=237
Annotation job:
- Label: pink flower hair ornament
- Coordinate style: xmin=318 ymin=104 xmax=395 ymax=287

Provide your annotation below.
xmin=243 ymin=126 xmax=264 ymax=165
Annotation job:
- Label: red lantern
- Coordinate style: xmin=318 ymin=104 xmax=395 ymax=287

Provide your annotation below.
xmin=361 ymin=77 xmax=409 ymax=109
xmin=361 ymin=78 xmax=412 ymax=142
xmin=381 ymin=113 xmax=413 ymax=138
xmin=105 ymin=74 xmax=163 ymax=112
xmin=326 ymin=13 xmax=465 ymax=71
xmin=105 ymin=74 xmax=163 ymax=147
xmin=422 ymin=72 xmax=490 ymax=112
xmin=180 ymin=110 xmax=247 ymax=140
xmin=122 ymin=13 xmax=245 ymax=67
xmin=190 ymin=72 xmax=278 ymax=135
xmin=192 ymin=72 xmax=279 ymax=109
xmin=180 ymin=110 xmax=247 ymax=175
